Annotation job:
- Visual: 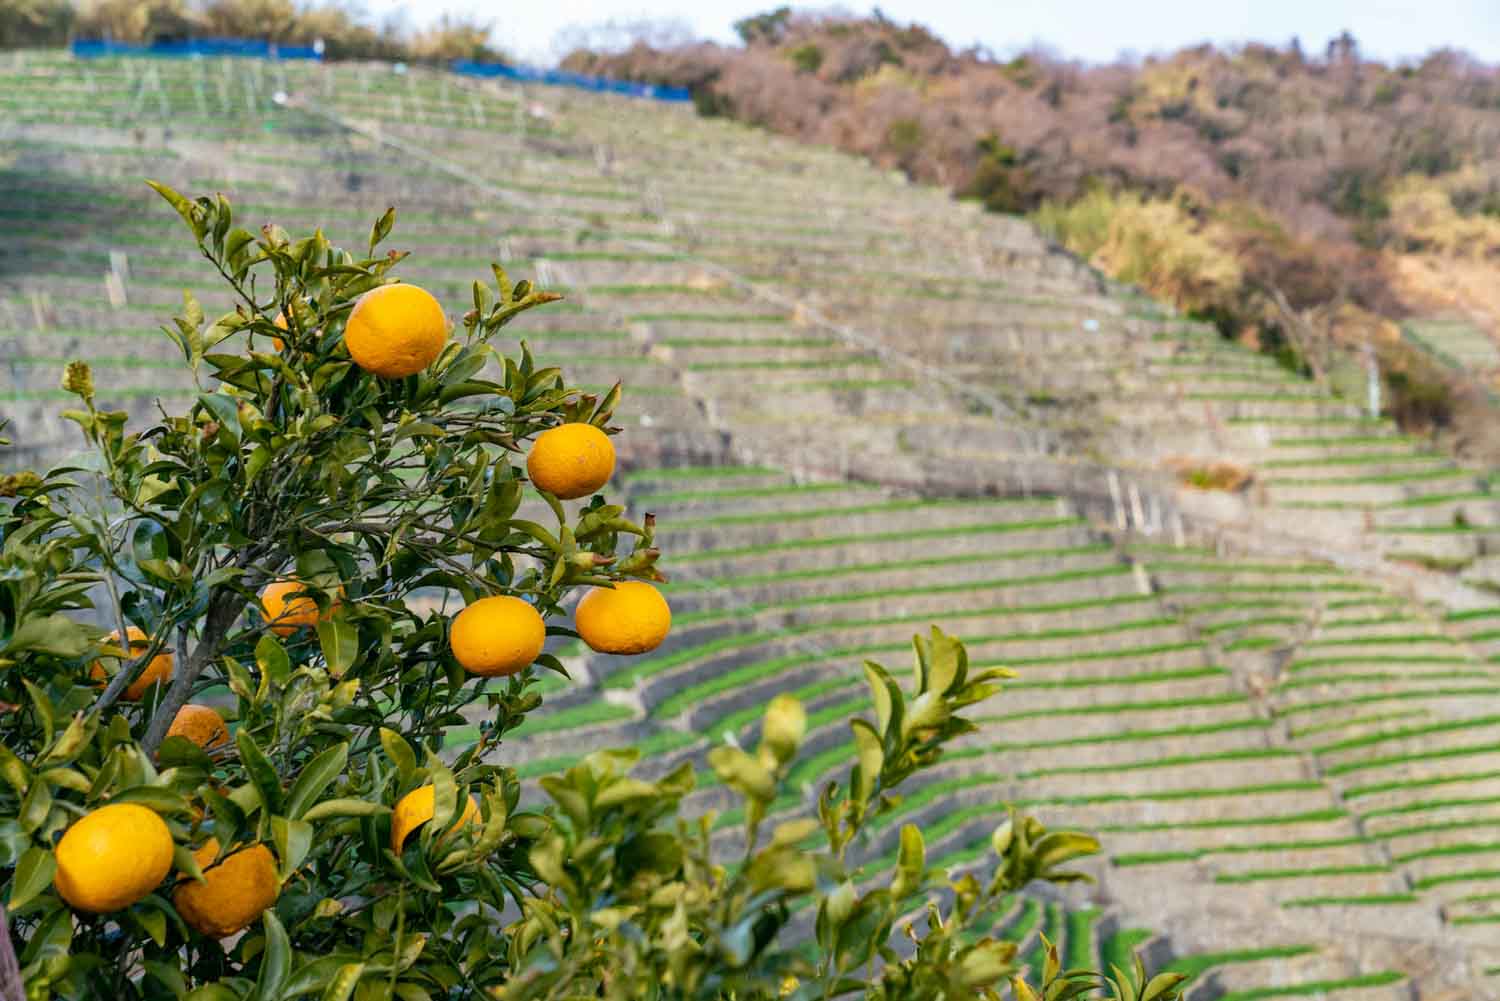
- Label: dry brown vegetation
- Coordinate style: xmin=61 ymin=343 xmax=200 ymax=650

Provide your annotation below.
xmin=564 ymin=10 xmax=1500 ymax=444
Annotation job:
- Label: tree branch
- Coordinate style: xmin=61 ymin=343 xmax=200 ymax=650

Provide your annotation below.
xmin=0 ymin=906 xmax=24 ymax=1001
xmin=140 ymin=590 xmax=243 ymax=755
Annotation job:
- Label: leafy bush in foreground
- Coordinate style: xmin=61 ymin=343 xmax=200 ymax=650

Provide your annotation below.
xmin=0 ymin=186 xmax=1182 ymax=1001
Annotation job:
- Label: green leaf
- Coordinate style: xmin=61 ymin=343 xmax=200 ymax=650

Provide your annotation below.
xmin=0 ymin=745 xmax=28 ymax=795
xmin=185 ymin=987 xmax=242 ymax=1001
xmin=110 ymin=786 xmax=193 ymax=816
xmin=17 ymin=776 xmax=51 ymax=833
xmin=300 ymin=798 xmax=390 ymax=823
xmin=380 ymin=728 xmax=416 ymax=779
xmin=236 ymin=730 xmax=284 ymax=815
xmin=8 ymin=846 xmax=55 ymax=910
xmin=316 ymin=617 xmax=359 ymax=678
xmin=146 ymin=180 xmax=205 ymax=238
xmin=255 ymin=633 xmax=291 ymax=685
xmin=321 ymin=963 xmax=365 ymax=1001
xmin=1143 ymin=972 xmax=1187 ymax=1001
xmin=849 ymin=719 xmax=884 ymax=806
xmin=369 ymin=207 xmax=395 ymax=254
xmin=5 ymin=614 xmax=93 ymax=658
xmin=254 ymin=910 xmax=291 ymax=1001
xmin=135 ymin=905 xmax=168 ymax=947
xmin=272 ymin=817 xmax=314 ymax=878
xmin=287 ymin=744 xmax=348 ymax=820
xmin=706 ymin=746 xmax=775 ymax=803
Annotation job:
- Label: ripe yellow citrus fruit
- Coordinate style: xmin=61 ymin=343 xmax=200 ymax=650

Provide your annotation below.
xmin=390 ymin=785 xmax=481 ymax=854
xmin=166 ymin=704 xmax=230 ymax=750
xmin=270 ymin=311 xmax=288 ymax=352
xmin=259 ymin=580 xmax=340 ymax=637
xmin=173 ymin=839 xmax=280 ymax=938
xmin=450 ymin=595 xmax=546 ymax=676
xmin=90 ymin=626 xmax=173 ymax=701
xmin=343 ymin=283 xmax=448 ymax=378
xmin=526 ymin=423 xmax=616 ymax=500
xmin=54 ymin=803 xmax=174 ymax=913
xmin=574 ymin=581 xmax=671 ymax=655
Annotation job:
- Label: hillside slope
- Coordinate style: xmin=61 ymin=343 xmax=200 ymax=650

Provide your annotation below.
xmin=0 ymin=51 xmax=1497 ymax=997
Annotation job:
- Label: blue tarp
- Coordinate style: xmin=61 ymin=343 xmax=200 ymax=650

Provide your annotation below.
xmin=67 ymin=39 xmax=692 ymax=103
xmin=73 ymin=38 xmax=322 ymax=60
xmin=451 ymin=60 xmax=692 ymax=103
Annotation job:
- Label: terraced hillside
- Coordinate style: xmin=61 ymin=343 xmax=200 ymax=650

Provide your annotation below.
xmin=1 ymin=49 xmax=1498 ymax=998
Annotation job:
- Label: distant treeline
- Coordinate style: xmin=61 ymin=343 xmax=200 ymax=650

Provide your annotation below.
xmin=1 ymin=0 xmax=501 ymax=63
xmin=564 ymin=9 xmax=1500 ymax=445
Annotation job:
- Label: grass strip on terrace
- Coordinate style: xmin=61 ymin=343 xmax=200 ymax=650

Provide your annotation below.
xmin=1096 ymin=809 xmax=1348 ymax=833
xmin=1213 ymin=864 xmax=1391 ymax=884
xmin=1288 ymin=710 xmax=1431 ymax=740
xmin=1278 ymin=670 xmax=1500 ymax=691
xmin=1285 ymin=654 xmax=1474 ymax=673
xmin=627 ymin=312 xmax=789 ymax=324
xmin=663 ymin=543 xmax=1107 ymax=592
xmin=1411 ymin=867 xmax=1500 ymax=890
xmin=631 ymin=480 xmax=876 ymax=504
xmin=1323 ymin=740 xmax=1500 ymax=778
xmin=1111 ymin=835 xmax=1374 ymax=868
xmin=1311 ymin=714 xmax=1500 ymax=756
xmin=1161 ymin=945 xmax=1319 ymax=982
xmin=622 ymin=465 xmax=782 ymax=484
xmin=1343 ymin=769 xmax=1500 ymax=801
xmin=980 ymin=692 xmax=1248 ymax=723
xmin=667 ymin=516 xmax=1083 ymax=564
xmin=987 ymin=716 xmax=1269 ymax=753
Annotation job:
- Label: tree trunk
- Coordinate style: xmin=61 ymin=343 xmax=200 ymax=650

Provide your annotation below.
xmin=0 ymin=906 xmax=25 ymax=1001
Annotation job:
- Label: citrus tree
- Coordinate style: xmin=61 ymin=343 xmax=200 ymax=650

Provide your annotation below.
xmin=0 ymin=185 xmax=1184 ymax=1001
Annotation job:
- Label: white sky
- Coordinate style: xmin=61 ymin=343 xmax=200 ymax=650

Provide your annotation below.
xmin=364 ymin=0 xmax=1500 ymax=67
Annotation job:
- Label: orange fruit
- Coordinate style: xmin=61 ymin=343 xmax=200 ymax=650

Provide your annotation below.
xmin=166 ymin=704 xmax=229 ymax=750
xmin=342 ymin=284 xmax=448 ymax=378
xmin=526 ymin=423 xmax=615 ymax=500
xmin=574 ymin=581 xmax=670 ymax=655
xmin=55 ymin=803 xmax=174 ymax=913
xmin=450 ymin=596 xmax=545 ymax=677
xmin=390 ymin=785 xmax=481 ymax=854
xmin=90 ymin=626 xmax=173 ymax=701
xmin=271 ymin=311 xmax=288 ymax=352
xmin=259 ymin=580 xmax=340 ymax=637
xmin=173 ymin=839 xmax=280 ymax=938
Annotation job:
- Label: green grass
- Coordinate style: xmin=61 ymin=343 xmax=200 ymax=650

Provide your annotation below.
xmin=1412 ymin=868 xmax=1500 ymax=890
xmin=1213 ymin=864 xmax=1390 ymax=884
xmin=1325 ymin=739 xmax=1500 ymax=778
xmin=1363 ymin=794 xmax=1500 ymax=821
xmin=1161 ymin=945 xmax=1318 ymax=980
xmin=980 ymin=692 xmax=1247 ymax=723
xmin=1392 ymin=840 xmax=1500 ymax=864
xmin=668 ymin=516 xmax=1080 ymax=564
xmin=1063 ymin=908 xmax=1101 ymax=972
xmin=1280 ymin=895 xmax=1418 ymax=908
xmin=1288 ymin=710 xmax=1430 ymax=740
xmin=1098 ymin=928 xmax=1153 ymax=977
xmin=1113 ymin=835 xmax=1372 ymax=868
xmin=1097 ymin=809 xmax=1348 ymax=833
xmin=1347 ymin=771 xmax=1500 ymax=802
xmin=665 ymin=543 xmax=1107 ymax=592
xmin=1312 ymin=714 xmax=1500 ymax=756
xmin=622 ymin=465 xmax=782 ymax=484
xmin=506 ymin=699 xmax=633 ymax=737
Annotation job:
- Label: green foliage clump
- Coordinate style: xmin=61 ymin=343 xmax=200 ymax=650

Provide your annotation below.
xmin=0 ymin=187 xmax=1186 ymax=1001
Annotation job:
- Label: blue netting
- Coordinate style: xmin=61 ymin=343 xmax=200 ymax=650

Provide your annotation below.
xmin=73 ymin=38 xmax=321 ymax=60
xmin=67 ymin=39 xmax=692 ymax=103
xmin=451 ymin=60 xmax=692 ymax=103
